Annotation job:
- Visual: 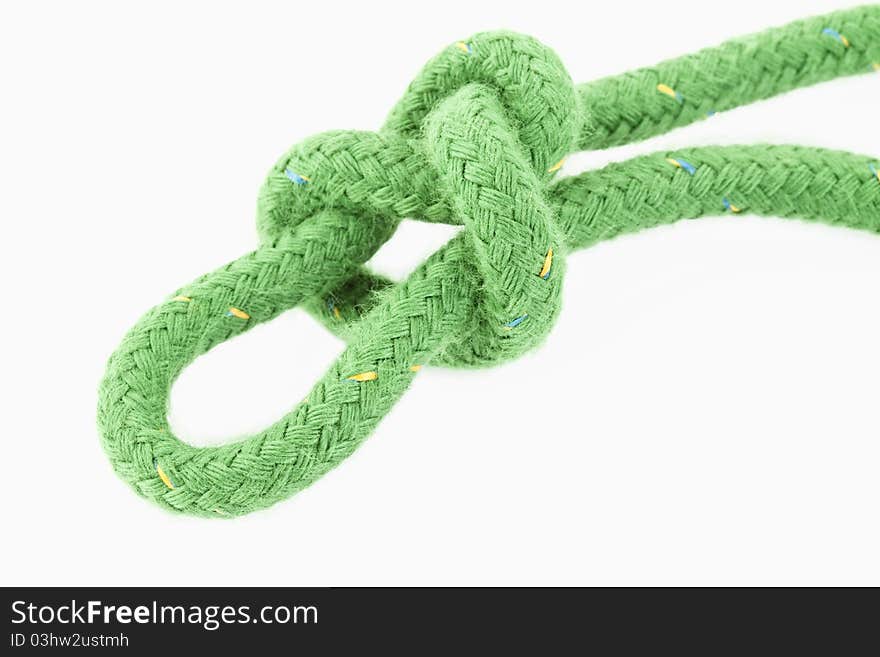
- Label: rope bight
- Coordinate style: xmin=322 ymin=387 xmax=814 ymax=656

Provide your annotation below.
xmin=98 ymin=6 xmax=880 ymax=516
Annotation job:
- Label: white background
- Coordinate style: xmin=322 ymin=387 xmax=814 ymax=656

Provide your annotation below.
xmin=1 ymin=0 xmax=878 ymax=586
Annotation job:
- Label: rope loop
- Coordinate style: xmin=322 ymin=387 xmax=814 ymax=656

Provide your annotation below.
xmin=258 ymin=31 xmax=581 ymax=362
xmin=423 ymin=82 xmax=568 ymax=360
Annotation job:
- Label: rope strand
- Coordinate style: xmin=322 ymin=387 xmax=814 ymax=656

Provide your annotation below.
xmin=98 ymin=6 xmax=880 ymax=516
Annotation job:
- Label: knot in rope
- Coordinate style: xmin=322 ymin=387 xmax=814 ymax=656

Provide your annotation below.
xmin=258 ymin=31 xmax=583 ymax=364
xmin=98 ymin=6 xmax=880 ymax=516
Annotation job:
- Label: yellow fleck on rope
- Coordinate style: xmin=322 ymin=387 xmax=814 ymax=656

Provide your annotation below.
xmin=723 ymin=197 xmax=742 ymax=213
xmin=657 ymin=83 xmax=683 ymax=103
xmin=539 ymin=248 xmax=554 ymax=279
xmin=154 ymin=460 xmax=175 ymax=490
xmin=172 ymin=295 xmax=192 ymax=302
xmin=409 ymin=364 xmax=422 ymax=372
xmin=456 ymin=41 xmax=472 ymax=54
xmin=226 ymin=307 xmax=250 ymax=320
xmin=328 ymin=298 xmax=342 ymax=320
xmin=284 ymin=169 xmax=310 ymax=186
xmin=347 ymin=371 xmax=378 ymax=382
xmin=666 ymin=157 xmax=697 ymax=175
xmin=822 ymin=27 xmax=850 ymax=48
xmin=547 ymin=158 xmax=565 ymax=173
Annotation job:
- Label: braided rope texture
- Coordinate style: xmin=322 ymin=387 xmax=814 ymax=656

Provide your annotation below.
xmin=98 ymin=5 xmax=880 ymax=517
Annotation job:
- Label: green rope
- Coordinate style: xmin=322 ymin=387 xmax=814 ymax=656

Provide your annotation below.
xmin=98 ymin=5 xmax=880 ymax=516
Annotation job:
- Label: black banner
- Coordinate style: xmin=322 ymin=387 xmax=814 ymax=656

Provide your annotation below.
xmin=1 ymin=587 xmax=875 ymax=651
